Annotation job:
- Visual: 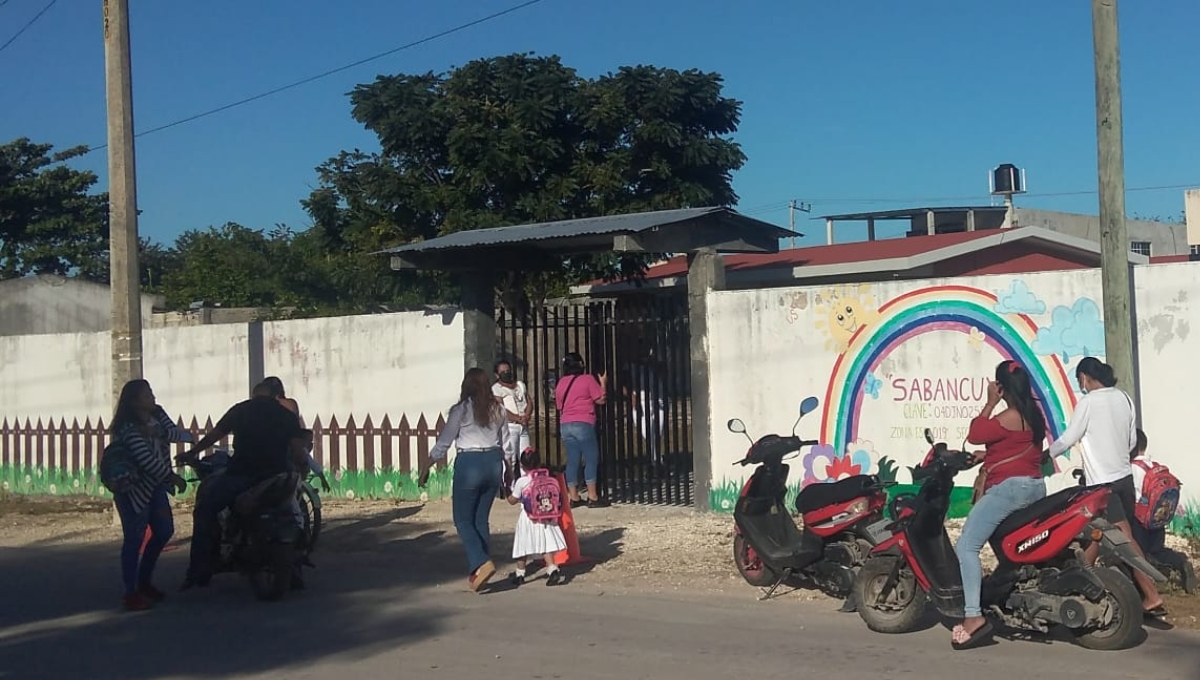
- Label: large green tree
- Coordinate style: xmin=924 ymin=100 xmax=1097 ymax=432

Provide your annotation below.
xmin=305 ymin=53 xmax=747 ymax=310
xmin=0 ymin=138 xmax=109 ymax=280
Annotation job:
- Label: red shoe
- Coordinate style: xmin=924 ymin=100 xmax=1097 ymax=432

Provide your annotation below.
xmin=138 ymin=583 xmax=166 ymax=602
xmin=122 ymin=592 xmax=154 ymax=611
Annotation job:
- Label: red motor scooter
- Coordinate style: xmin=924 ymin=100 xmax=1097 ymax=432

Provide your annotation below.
xmin=730 ymin=396 xmax=896 ymax=609
xmin=853 ymin=428 xmax=1166 ymax=650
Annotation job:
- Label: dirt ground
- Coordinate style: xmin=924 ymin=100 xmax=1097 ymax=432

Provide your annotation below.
xmin=1 ymin=492 xmax=1196 ymax=628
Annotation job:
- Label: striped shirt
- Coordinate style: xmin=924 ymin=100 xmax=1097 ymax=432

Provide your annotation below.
xmin=114 ymin=407 xmax=193 ymax=514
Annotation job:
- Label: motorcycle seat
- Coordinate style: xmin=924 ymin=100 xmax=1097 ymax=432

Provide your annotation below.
xmin=233 ymin=472 xmax=300 ymax=516
xmin=991 ymin=485 xmax=1099 ymax=540
xmin=796 ymin=475 xmax=876 ymax=514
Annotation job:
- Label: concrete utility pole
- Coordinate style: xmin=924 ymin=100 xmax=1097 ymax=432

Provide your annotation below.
xmin=103 ymin=0 xmax=144 ymax=406
xmin=787 ymin=200 xmax=810 ymax=249
xmin=1091 ymin=0 xmax=1136 ymax=404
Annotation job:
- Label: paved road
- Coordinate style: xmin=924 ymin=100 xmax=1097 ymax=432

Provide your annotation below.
xmin=2 ymin=519 xmax=1198 ymax=680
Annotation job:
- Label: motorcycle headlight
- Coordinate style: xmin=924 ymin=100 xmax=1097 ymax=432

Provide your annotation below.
xmin=847 ymin=499 xmax=869 ymax=516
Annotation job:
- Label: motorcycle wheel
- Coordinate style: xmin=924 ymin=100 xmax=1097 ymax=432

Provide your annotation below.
xmin=248 ymin=543 xmax=296 ymax=602
xmin=734 ymin=533 xmax=779 ymax=587
xmin=297 ymin=484 xmax=322 ymax=553
xmin=853 ymin=557 xmax=927 ymax=634
xmin=1071 ymin=567 xmax=1143 ymax=651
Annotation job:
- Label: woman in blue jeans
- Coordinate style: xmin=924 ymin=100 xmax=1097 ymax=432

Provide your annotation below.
xmin=109 ymin=379 xmax=191 ymax=611
xmin=429 ymin=368 xmax=511 ymax=592
xmin=952 ymin=360 xmax=1047 ymax=649
xmin=555 ymin=352 xmax=608 ymax=508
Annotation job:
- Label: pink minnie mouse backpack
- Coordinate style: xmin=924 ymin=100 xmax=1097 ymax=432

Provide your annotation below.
xmin=522 ymin=468 xmax=563 ymax=524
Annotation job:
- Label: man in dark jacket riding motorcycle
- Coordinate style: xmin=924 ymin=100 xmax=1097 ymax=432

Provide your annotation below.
xmin=177 ymin=382 xmax=309 ymax=590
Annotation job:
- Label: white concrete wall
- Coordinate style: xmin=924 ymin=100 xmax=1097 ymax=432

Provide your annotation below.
xmin=262 ymin=310 xmax=463 ymax=425
xmin=0 ymin=331 xmax=112 ymax=424
xmin=0 ymin=310 xmax=464 ymax=478
xmin=0 ymin=275 xmax=162 ymax=337
xmin=704 ymin=265 xmax=1200 ymax=534
xmin=143 ymin=324 xmax=254 ymax=422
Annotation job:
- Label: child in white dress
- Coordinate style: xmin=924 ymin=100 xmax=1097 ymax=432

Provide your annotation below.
xmin=507 ymin=448 xmax=568 ymax=586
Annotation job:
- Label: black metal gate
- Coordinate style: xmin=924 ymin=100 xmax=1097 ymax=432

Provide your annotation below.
xmin=496 ymin=294 xmax=692 ymax=506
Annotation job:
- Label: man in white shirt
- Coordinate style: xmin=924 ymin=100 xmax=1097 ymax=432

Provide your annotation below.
xmin=1047 ymin=386 xmax=1136 ymax=490
xmin=493 ymin=361 xmax=532 ymax=486
xmin=1046 ymin=357 xmax=1165 ymax=615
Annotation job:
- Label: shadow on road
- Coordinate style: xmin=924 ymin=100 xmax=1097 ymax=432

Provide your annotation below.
xmin=0 ymin=496 xmax=629 ymax=679
xmin=0 ymin=504 xmax=466 ymax=680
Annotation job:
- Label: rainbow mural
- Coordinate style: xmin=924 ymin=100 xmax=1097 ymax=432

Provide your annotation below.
xmin=818 ymin=285 xmax=1078 ymax=465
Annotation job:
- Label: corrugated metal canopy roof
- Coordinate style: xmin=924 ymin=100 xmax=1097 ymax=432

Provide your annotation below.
xmin=380 ymin=207 xmax=792 ymax=253
xmin=378 ymin=206 xmax=799 ymax=271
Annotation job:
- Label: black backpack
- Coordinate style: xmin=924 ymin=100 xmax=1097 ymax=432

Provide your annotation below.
xmin=99 ymin=438 xmax=141 ymax=494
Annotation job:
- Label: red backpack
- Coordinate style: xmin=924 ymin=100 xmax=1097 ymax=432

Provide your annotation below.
xmin=521 ymin=469 xmax=563 ymax=524
xmin=1133 ymin=459 xmax=1182 ymax=530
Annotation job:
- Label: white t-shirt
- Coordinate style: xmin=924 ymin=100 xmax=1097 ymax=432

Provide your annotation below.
xmin=1048 ymin=387 xmax=1137 ymax=485
xmin=1131 ymin=452 xmax=1152 ymax=495
xmin=493 ymin=381 xmax=529 ymax=419
xmin=511 ymin=473 xmax=532 ymax=499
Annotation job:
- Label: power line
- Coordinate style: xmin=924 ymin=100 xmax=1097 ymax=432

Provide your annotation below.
xmin=0 ymin=0 xmax=16 ymax=10
xmin=0 ymin=0 xmax=55 ymax=54
xmin=84 ymin=0 xmax=545 ymax=154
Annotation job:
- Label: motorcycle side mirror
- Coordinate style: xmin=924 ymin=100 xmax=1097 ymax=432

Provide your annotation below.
xmin=924 ymin=428 xmax=935 ymax=445
xmin=799 ymin=396 xmax=820 ymax=416
xmin=727 ymin=419 xmax=747 ymax=434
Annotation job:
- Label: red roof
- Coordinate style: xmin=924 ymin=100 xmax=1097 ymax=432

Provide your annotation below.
xmin=1149 ymin=254 xmax=1192 ymax=264
xmin=633 ymin=230 xmax=1000 ymax=281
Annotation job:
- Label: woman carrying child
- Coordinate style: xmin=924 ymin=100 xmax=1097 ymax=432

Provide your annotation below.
xmin=507 ymin=447 xmax=568 ymax=587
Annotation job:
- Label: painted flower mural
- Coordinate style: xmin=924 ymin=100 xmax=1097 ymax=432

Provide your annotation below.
xmin=802 ymin=440 xmax=876 ymax=484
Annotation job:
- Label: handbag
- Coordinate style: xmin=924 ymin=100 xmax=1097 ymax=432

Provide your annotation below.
xmin=552 ymin=375 xmax=581 ymax=438
xmin=972 ymin=444 xmax=1035 ymax=504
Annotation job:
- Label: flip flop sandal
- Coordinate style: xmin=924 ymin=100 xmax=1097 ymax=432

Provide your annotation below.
xmin=1144 ymin=605 xmax=1169 ymax=619
xmin=951 ymin=621 xmax=995 ymax=651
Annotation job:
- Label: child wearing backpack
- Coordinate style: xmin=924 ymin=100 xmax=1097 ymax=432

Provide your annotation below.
xmin=507 ymin=447 xmax=568 ymax=586
xmin=1130 ymin=429 xmax=1196 ymax=594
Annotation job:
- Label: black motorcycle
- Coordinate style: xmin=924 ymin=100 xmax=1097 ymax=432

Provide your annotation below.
xmin=184 ymin=451 xmax=304 ymax=601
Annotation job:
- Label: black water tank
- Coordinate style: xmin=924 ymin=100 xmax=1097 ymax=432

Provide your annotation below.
xmin=992 ymin=164 xmax=1023 ymax=194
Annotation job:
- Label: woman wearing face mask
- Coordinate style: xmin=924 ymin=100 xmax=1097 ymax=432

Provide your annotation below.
xmin=1046 ymin=356 xmax=1166 ymax=618
xmin=492 ymin=360 xmax=531 ymax=492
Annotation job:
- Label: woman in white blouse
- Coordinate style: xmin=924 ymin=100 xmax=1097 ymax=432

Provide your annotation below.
xmin=1046 ymin=357 xmax=1165 ymax=617
xmin=429 ymin=367 xmax=511 ymax=592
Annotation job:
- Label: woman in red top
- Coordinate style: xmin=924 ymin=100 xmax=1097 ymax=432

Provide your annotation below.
xmin=951 ymin=360 xmax=1047 ymax=650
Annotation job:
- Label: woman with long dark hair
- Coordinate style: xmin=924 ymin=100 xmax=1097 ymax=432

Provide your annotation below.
xmin=428 ymin=367 xmax=511 ymax=592
xmin=951 ymin=360 xmax=1047 ymax=649
xmin=1047 ymin=356 xmax=1165 ymax=616
xmin=108 ymin=379 xmax=191 ymax=611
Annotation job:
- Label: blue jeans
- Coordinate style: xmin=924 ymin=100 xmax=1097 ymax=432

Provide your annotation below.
xmin=451 ymin=448 xmax=503 ymax=573
xmin=955 ymin=476 xmax=1046 ymax=617
xmin=187 ymin=471 xmax=257 ymax=582
xmin=561 ymin=421 xmax=599 ymax=486
xmin=114 ymin=486 xmax=175 ymax=595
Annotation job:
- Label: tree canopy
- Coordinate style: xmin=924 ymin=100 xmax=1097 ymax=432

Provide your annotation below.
xmin=0 ymin=138 xmax=109 ymax=281
xmin=305 ymin=52 xmax=747 ymax=309
xmin=4 ymin=53 xmax=748 ymax=316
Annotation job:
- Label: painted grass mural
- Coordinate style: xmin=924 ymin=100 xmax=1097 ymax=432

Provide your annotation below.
xmin=0 ymin=465 xmax=456 ymax=503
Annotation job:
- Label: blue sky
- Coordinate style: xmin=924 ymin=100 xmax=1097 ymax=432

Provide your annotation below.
xmin=3 ymin=0 xmax=1198 ymax=246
